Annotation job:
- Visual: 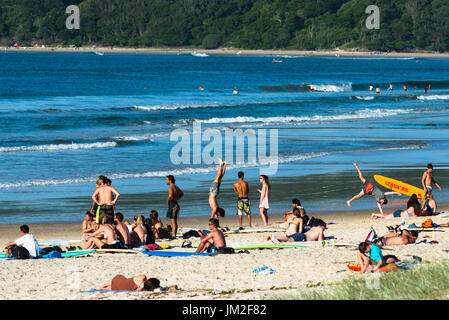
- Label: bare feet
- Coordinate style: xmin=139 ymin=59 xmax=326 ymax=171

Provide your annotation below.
xmin=346 ymin=200 xmax=351 ymax=207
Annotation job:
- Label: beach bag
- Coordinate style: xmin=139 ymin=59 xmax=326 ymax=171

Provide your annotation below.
xmin=157 ymin=228 xmax=172 ymax=239
xmin=10 ymin=246 xmax=30 ymax=259
xmin=40 ymin=246 xmax=63 ymax=255
xmin=220 ymin=247 xmax=235 ymax=254
xmin=421 ymin=219 xmax=433 ymax=228
xmin=182 ymin=230 xmax=201 ymax=239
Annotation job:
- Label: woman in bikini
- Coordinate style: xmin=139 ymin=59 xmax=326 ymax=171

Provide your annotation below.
xmin=371 ymin=194 xmax=421 ymax=219
xmin=82 ymin=211 xmax=97 ymax=241
xmin=131 ymin=215 xmax=147 ymax=247
xmin=421 ymin=192 xmax=437 ymax=216
xmin=82 ymin=216 xmax=121 ymax=249
xmin=209 ymin=158 xmax=226 ymax=220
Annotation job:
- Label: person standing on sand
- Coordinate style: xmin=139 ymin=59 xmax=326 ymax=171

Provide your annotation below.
xmin=346 ymin=162 xmax=401 ymax=216
xmin=91 ymin=176 xmax=120 ymax=224
xmin=257 ymin=175 xmax=270 ymax=226
xmin=166 ymin=175 xmax=184 ymax=238
xmin=234 ymin=171 xmax=251 ymax=229
xmin=209 ymin=159 xmax=226 ymax=220
xmin=421 ymin=163 xmax=441 ymax=194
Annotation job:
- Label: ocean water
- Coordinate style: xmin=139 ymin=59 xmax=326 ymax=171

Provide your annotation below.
xmin=1 ymin=52 xmax=449 ymax=224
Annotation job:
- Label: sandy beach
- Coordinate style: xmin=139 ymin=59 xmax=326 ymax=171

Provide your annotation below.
xmin=1 ymin=204 xmax=449 ymax=301
xmin=2 ymin=45 xmax=449 ymax=59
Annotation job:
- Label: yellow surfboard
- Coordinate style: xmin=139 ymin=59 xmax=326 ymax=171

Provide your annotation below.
xmin=373 ymin=175 xmax=426 ymax=199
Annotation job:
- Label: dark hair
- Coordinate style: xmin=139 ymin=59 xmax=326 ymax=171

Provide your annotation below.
xmin=20 ymin=225 xmax=29 ymax=234
xmin=381 ymin=197 xmax=388 ymax=205
xmin=143 ymin=278 xmax=160 ymax=291
xmin=410 ymin=231 xmax=419 ymax=237
xmin=209 ymin=218 xmax=219 ymax=227
xmin=427 ymin=163 xmax=433 ymax=169
xmin=166 ymin=175 xmax=175 ymax=183
xmin=115 ymin=212 xmax=124 ymax=222
xmin=85 ymin=211 xmax=93 ymax=218
xmin=292 ymin=198 xmax=301 ymax=206
xmin=150 ymin=210 xmax=159 ymax=220
xmin=238 ymin=171 xmax=244 ymax=179
xmin=358 ymin=241 xmax=370 ymax=254
xmin=314 ymin=219 xmax=326 ymax=228
xmin=260 ymin=175 xmax=271 ymax=189
xmin=217 ymin=207 xmax=225 ymax=217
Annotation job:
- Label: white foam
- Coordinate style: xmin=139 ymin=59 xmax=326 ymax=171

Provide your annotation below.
xmin=416 ymin=94 xmax=449 ymax=100
xmin=112 ymin=133 xmax=168 ymax=141
xmin=193 ymin=108 xmax=411 ymax=125
xmin=191 ymin=51 xmax=209 ymax=57
xmin=0 ymin=141 xmax=117 ymax=153
xmin=312 ymin=83 xmax=352 ymax=92
xmin=0 ymin=152 xmax=329 ymax=189
xmin=352 ymin=96 xmax=375 ymax=101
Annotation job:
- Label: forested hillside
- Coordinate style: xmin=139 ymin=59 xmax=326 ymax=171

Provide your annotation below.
xmin=0 ymin=0 xmax=448 ymax=52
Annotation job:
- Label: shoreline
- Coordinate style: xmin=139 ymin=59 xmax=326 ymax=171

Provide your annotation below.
xmin=2 ymin=46 xmax=449 ymax=59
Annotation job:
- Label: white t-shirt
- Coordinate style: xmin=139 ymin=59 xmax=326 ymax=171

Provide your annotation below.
xmin=15 ymin=234 xmax=39 ymax=258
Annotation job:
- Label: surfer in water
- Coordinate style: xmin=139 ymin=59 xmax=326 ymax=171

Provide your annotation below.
xmin=346 ymin=162 xmax=401 ymax=216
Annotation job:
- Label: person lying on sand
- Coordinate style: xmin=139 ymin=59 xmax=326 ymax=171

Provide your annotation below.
xmin=375 ymin=229 xmax=418 ymax=246
xmin=357 ymin=241 xmax=399 ymax=273
xmin=371 ymin=194 xmax=421 ymax=219
xmin=196 ymin=218 xmax=226 ymax=253
xmin=264 ymin=219 xmax=326 ymax=243
xmin=347 ymin=162 xmax=401 ymax=216
xmin=99 ymin=274 xmax=160 ymax=291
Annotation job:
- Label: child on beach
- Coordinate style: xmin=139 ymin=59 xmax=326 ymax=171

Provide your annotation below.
xmin=346 ymin=162 xmax=401 ymax=216
xmin=257 ymin=175 xmax=270 ymax=226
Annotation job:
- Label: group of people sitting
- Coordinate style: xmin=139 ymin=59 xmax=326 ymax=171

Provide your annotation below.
xmin=81 ymin=210 xmax=173 ymax=250
xmin=371 ymin=192 xmax=438 ymax=219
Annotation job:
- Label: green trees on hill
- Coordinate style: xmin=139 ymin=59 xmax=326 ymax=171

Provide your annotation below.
xmin=0 ymin=0 xmax=447 ymax=52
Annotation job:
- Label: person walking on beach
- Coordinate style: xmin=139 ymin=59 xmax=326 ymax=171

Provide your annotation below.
xmin=166 ymin=175 xmax=184 ymax=238
xmin=421 ymin=163 xmax=441 ymax=193
xmin=234 ymin=171 xmax=251 ymax=229
xmin=91 ymin=176 xmax=120 ymax=224
xmin=209 ymin=158 xmax=226 ymax=220
xmin=3 ymin=225 xmax=39 ymax=259
xmin=196 ymin=218 xmax=226 ymax=253
xmin=257 ymin=175 xmax=270 ymax=226
xmin=346 ymin=162 xmax=400 ymax=216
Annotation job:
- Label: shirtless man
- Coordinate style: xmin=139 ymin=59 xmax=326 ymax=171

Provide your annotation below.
xmin=421 ymin=163 xmax=441 ymax=194
xmin=83 ymin=216 xmax=121 ymax=249
xmin=346 ymin=162 xmax=401 ymax=216
xmin=376 ymin=229 xmax=418 ymax=246
xmin=234 ymin=171 xmax=251 ymax=229
xmin=166 ymin=175 xmax=184 ymax=238
xmin=264 ymin=219 xmax=326 ymax=243
xmin=91 ymin=176 xmax=120 ymax=224
xmin=114 ymin=212 xmax=131 ymax=248
xmin=196 ymin=218 xmax=227 ymax=253
xmin=209 ymin=159 xmax=226 ymax=220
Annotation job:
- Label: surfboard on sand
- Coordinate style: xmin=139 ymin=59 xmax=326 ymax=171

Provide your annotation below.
xmin=95 ymin=249 xmax=146 ymax=255
xmin=141 ymin=251 xmax=219 ymax=257
xmin=233 ymin=244 xmax=306 ymax=250
xmin=228 ymin=227 xmax=281 ymax=233
xmin=373 ymin=175 xmax=426 ymax=199
xmin=0 ymin=249 xmax=95 ymax=259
